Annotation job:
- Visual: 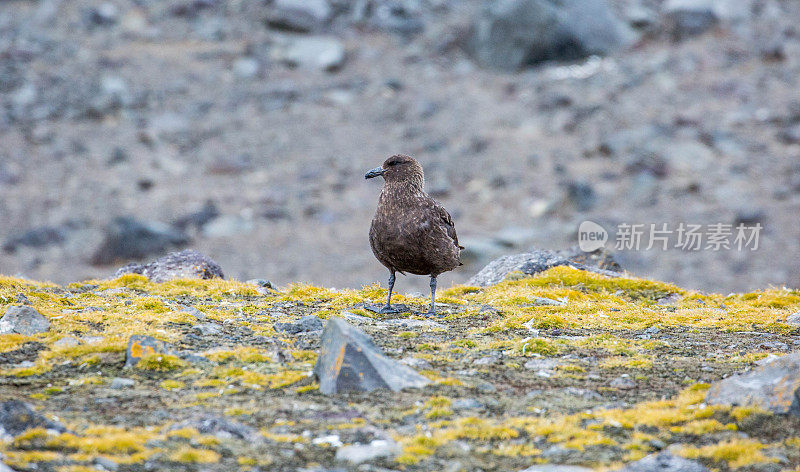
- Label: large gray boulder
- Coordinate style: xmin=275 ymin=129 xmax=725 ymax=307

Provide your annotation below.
xmin=468 ymin=248 xmax=622 ymax=287
xmin=466 ymin=0 xmax=633 ymax=71
xmin=616 ymin=451 xmax=709 ymax=471
xmin=313 ymin=317 xmax=430 ymax=394
xmin=706 ymin=352 xmax=800 ymax=416
xmin=0 ymin=305 xmax=49 ymax=335
xmin=114 ymin=249 xmax=224 ymax=283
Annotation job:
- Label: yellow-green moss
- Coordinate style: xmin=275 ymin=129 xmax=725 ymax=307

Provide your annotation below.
xmin=136 ymin=353 xmax=187 ymax=371
xmin=678 ymin=438 xmax=778 ymax=468
xmin=168 ymin=447 xmax=221 ymax=463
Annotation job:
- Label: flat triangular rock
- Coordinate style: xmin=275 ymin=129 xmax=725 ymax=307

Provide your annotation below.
xmin=313 ymin=317 xmax=430 ymax=395
xmin=706 ymin=351 xmax=800 ymax=416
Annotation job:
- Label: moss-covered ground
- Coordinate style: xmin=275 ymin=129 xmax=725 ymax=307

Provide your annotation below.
xmin=1 ymin=267 xmax=799 ymax=471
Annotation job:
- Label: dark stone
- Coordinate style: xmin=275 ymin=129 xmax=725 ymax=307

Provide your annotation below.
xmin=124 ymin=335 xmax=173 ymax=368
xmin=113 ymin=249 xmax=224 ymax=283
xmin=172 ymin=200 xmax=219 ymax=231
xmin=465 ymin=0 xmax=633 ymax=71
xmin=778 ymin=124 xmax=800 ymax=144
xmin=108 ymin=147 xmax=128 ymax=165
xmin=274 ymin=315 xmax=324 ymax=334
xmin=246 ymin=279 xmax=273 ymax=289
xmin=170 ymin=0 xmax=219 ymax=18
xmin=0 ymin=400 xmax=66 ymax=438
xmin=0 ymin=305 xmax=49 ymax=335
xmin=363 ymin=303 xmax=410 ymax=314
xmin=706 ymin=352 xmax=800 ymax=416
xmin=565 ymin=180 xmax=596 ymax=211
xmin=733 ymin=209 xmax=765 ymax=227
xmin=468 ymin=248 xmax=622 ymax=287
xmin=313 ymin=317 xmax=430 ymax=394
xmin=3 ymin=225 xmax=67 ymax=253
xmin=265 ymin=0 xmax=332 ymax=33
xmin=663 ymin=0 xmax=718 ymax=40
xmin=558 ymin=246 xmax=623 ymax=273
xmin=88 ymin=3 xmax=119 ymax=26
xmin=91 ymin=217 xmax=189 ymax=266
xmin=616 ymin=451 xmax=709 ymax=471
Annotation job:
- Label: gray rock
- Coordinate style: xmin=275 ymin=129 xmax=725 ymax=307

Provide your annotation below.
xmin=452 ymin=398 xmax=483 ymax=410
xmin=0 ymin=305 xmax=49 ymax=335
xmin=92 ymin=217 xmax=189 ymax=266
xmin=124 ymin=335 xmax=174 ymax=368
xmin=610 ymin=374 xmax=636 ymax=390
xmin=335 ymin=438 xmax=400 ymax=464
xmin=89 ymin=3 xmax=119 ymax=26
xmin=2 ymin=224 xmax=69 ymax=253
xmin=399 ymin=356 xmax=432 ymax=370
xmin=706 ymin=352 xmax=800 ymax=416
xmin=786 ymin=312 xmax=800 ymax=326
xmin=466 ymin=0 xmax=633 ymax=71
xmin=94 ymin=456 xmax=119 ymax=471
xmin=468 ymin=248 xmax=621 ymax=287
xmin=82 ymin=336 xmax=105 ymax=344
xmin=565 ymin=180 xmax=596 ymax=211
xmin=53 ymin=336 xmax=80 ymax=348
xmin=474 ymin=354 xmax=500 ymax=366
xmin=313 ymin=317 xmax=430 ymax=394
xmin=663 ymin=0 xmax=718 ymax=40
xmin=266 ymin=0 xmax=332 ymax=33
xmin=778 ymin=125 xmax=800 ymax=145
xmin=273 ymin=36 xmax=346 ymax=71
xmin=169 ymin=415 xmax=257 ymax=441
xmin=340 ymin=311 xmax=373 ymax=323
xmin=180 ymin=305 xmax=207 ymax=320
xmin=526 ymin=296 xmax=564 ymax=306
xmin=369 ymin=1 xmax=425 ymax=34
xmin=86 ymin=76 xmax=133 ymax=117
xmin=172 ymin=200 xmax=219 ymax=232
xmin=616 ymin=451 xmax=709 ymax=471
xmin=626 ymin=4 xmax=658 ymax=30
xmin=0 ymin=461 xmax=15 ymax=472
xmin=0 ymin=400 xmax=65 ymax=439
xmin=114 ymin=249 xmax=224 ymax=283
xmin=110 ymin=377 xmax=135 ymax=389
xmin=274 ymin=315 xmax=324 ymax=334
xmin=194 ymin=322 xmax=222 ymax=336
xmin=246 ymin=279 xmax=274 ymax=289
xmin=524 ymin=358 xmax=562 ymax=370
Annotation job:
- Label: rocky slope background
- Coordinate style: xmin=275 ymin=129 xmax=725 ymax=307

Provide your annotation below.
xmin=1 ymin=0 xmax=799 ymax=294
xmin=0 ymin=251 xmax=800 ymax=471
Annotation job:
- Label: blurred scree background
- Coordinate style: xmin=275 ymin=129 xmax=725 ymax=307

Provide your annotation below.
xmin=0 ymin=0 xmax=798 ymax=293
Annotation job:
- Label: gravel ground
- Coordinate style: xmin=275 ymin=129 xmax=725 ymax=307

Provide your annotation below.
xmin=0 ymin=0 xmax=799 ymax=293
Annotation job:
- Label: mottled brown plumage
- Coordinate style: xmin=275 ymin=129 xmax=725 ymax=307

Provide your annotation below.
xmin=365 ymin=154 xmax=463 ymax=315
